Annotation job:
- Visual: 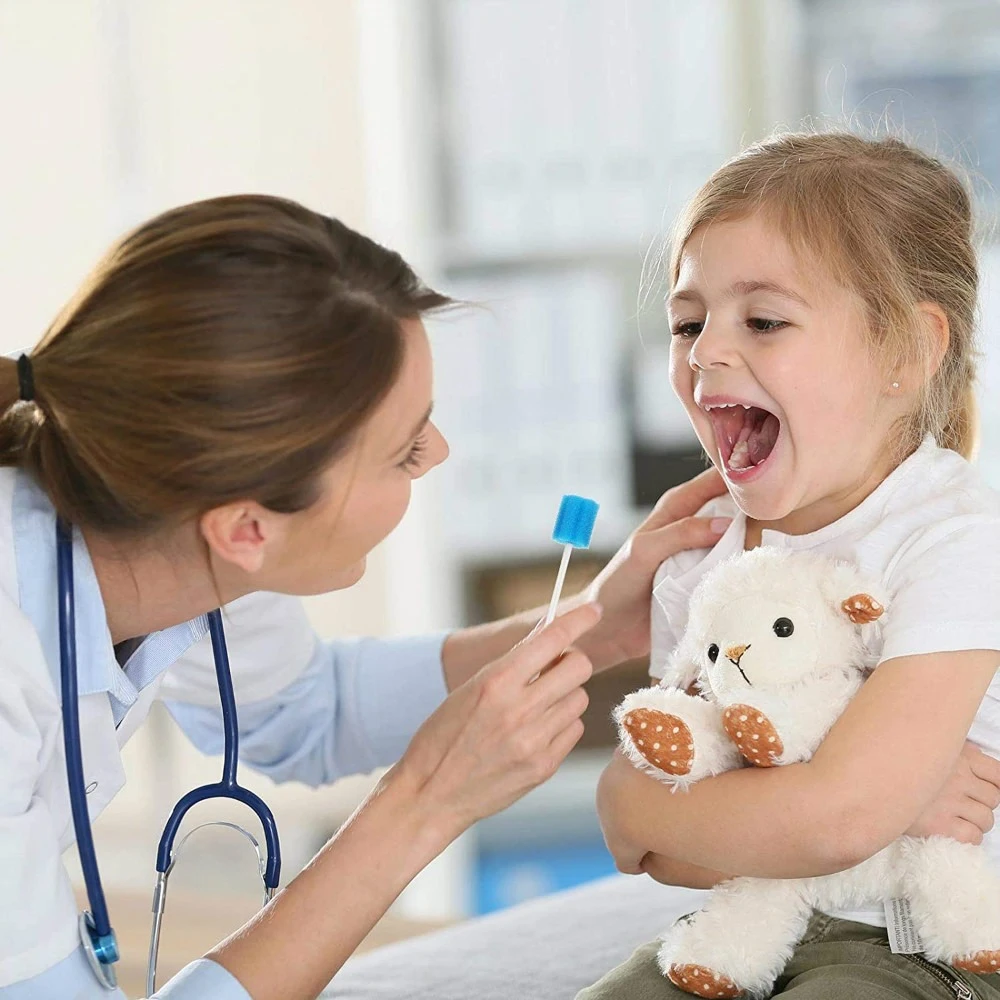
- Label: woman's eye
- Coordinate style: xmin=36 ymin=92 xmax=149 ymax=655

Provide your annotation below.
xmin=671 ymin=320 xmax=703 ymax=338
xmin=747 ymin=317 xmax=787 ymax=333
xmin=399 ymin=433 xmax=428 ymax=471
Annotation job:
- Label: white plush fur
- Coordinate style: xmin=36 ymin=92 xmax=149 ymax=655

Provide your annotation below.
xmin=615 ymin=547 xmax=1000 ymax=997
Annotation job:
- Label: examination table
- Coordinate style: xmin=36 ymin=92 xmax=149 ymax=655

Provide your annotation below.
xmin=322 ymin=875 xmax=707 ymax=999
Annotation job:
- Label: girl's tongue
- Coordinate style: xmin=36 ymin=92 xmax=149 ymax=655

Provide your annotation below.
xmin=711 ymin=405 xmax=780 ymax=471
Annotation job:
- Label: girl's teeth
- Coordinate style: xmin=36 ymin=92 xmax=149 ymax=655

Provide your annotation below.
xmin=729 ymin=440 xmax=751 ymax=469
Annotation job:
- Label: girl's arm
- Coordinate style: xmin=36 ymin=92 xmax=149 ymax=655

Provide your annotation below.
xmin=629 ymin=739 xmax=1000 ymax=888
xmin=598 ymin=648 xmax=1000 ymax=879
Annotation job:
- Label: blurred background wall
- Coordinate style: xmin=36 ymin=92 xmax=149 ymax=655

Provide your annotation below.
xmin=2 ymin=0 xmax=999 ymax=993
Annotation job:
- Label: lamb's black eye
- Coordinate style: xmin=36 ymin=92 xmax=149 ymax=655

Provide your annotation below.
xmin=707 ymin=643 xmax=719 ymax=663
xmin=773 ymin=617 xmax=794 ymax=638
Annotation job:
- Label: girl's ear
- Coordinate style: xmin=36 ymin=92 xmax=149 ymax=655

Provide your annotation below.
xmin=916 ymin=301 xmax=950 ymax=382
xmin=819 ymin=560 xmax=888 ymax=626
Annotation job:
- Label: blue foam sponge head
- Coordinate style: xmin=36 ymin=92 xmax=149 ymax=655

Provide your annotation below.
xmin=552 ymin=495 xmax=599 ymax=548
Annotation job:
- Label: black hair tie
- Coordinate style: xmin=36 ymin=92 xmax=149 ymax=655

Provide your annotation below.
xmin=16 ymin=354 xmax=34 ymax=403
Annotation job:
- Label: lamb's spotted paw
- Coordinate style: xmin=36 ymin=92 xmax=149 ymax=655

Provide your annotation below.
xmin=667 ymin=964 xmax=743 ymax=998
xmin=620 ymin=710 xmax=694 ymax=776
xmin=614 ymin=687 xmax=742 ymax=785
xmin=952 ymin=950 xmax=1000 ymax=974
xmin=721 ymin=704 xmax=783 ymax=767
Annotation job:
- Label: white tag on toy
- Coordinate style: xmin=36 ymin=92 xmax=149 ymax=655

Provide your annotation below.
xmin=885 ymin=898 xmax=922 ymax=954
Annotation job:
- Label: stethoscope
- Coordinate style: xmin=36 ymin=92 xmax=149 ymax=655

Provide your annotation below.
xmin=56 ymin=520 xmax=281 ymax=993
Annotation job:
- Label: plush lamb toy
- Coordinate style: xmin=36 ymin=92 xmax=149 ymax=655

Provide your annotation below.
xmin=615 ymin=546 xmax=1000 ymax=999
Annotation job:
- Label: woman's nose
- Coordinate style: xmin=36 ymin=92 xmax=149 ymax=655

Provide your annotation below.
xmin=420 ymin=421 xmax=450 ymax=475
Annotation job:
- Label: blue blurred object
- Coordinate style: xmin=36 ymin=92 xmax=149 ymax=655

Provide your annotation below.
xmin=552 ymin=494 xmax=599 ymax=548
xmin=474 ymin=838 xmax=619 ymax=914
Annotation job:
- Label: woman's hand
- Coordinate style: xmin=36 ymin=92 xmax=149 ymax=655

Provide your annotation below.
xmin=905 ymin=741 xmax=1000 ymax=844
xmin=570 ymin=468 xmax=730 ymax=671
xmin=400 ymin=602 xmax=602 ymax=839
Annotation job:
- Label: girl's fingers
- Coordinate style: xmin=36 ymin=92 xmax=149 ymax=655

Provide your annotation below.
xmin=968 ymin=775 xmax=1000 ymax=810
xmin=968 ymin=745 xmax=1000 ymax=788
xmin=951 ymin=819 xmax=985 ymax=846
xmin=959 ymin=797 xmax=997 ymax=835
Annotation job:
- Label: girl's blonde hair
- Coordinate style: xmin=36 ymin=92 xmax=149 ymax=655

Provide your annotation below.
xmin=669 ymin=131 xmax=980 ymax=460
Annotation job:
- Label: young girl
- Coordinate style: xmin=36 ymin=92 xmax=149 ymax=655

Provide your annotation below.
xmin=582 ymin=132 xmax=1000 ymax=999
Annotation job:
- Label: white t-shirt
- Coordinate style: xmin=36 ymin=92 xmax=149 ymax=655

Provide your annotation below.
xmin=649 ymin=436 xmax=1000 ymax=926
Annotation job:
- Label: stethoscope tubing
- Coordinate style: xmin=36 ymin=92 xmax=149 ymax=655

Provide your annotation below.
xmin=56 ymin=520 xmax=280 ymax=992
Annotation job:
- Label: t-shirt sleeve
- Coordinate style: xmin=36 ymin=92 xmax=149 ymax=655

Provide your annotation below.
xmin=879 ymin=517 xmax=1000 ymax=664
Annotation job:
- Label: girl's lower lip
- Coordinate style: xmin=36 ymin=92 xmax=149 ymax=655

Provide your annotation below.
xmin=721 ymin=430 xmax=780 ymax=483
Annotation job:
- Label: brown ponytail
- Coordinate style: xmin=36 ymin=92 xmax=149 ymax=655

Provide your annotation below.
xmin=0 ymin=195 xmax=451 ymax=534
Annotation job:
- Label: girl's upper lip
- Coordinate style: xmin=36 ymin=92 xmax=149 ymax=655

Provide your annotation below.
xmin=695 ymin=392 xmax=774 ymax=413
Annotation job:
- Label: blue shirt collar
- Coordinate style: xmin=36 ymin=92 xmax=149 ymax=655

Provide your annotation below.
xmin=13 ymin=471 xmax=208 ymax=721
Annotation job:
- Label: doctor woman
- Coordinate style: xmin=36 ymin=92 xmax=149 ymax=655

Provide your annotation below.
xmin=0 ymin=194 xmax=730 ymax=1000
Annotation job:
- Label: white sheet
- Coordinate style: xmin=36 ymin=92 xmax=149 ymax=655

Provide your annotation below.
xmin=322 ymin=876 xmax=707 ymax=999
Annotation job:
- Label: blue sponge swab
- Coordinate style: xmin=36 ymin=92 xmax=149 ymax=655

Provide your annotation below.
xmin=544 ymin=495 xmax=600 ymax=626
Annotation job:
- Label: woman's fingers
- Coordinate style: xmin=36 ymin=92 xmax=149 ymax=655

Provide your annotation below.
xmin=538 ymin=683 xmax=590 ymax=742
xmin=504 ymin=603 xmax=602 ymax=683
xmin=525 ymin=649 xmax=593 ymax=711
xmin=633 ymin=514 xmax=732 ymax=568
xmin=545 ymin=716 xmax=586 ymax=770
xmin=644 ymin=467 xmax=727 ymax=530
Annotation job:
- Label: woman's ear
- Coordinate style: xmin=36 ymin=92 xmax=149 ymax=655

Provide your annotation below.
xmin=200 ymin=502 xmax=283 ymax=575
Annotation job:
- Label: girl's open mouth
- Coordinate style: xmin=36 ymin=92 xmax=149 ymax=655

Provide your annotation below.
xmin=708 ymin=404 xmax=780 ymax=475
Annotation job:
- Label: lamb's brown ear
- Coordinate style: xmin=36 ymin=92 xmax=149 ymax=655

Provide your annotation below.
xmin=818 ymin=558 xmax=889 ymax=624
xmin=841 ymin=593 xmax=885 ymax=624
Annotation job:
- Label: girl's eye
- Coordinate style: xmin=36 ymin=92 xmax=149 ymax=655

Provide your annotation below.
xmin=747 ymin=317 xmax=787 ymax=333
xmin=399 ymin=433 xmax=428 ymax=471
xmin=671 ymin=320 xmax=703 ymax=338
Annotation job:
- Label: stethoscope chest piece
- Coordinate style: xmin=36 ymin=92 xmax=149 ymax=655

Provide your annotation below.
xmin=79 ymin=911 xmax=119 ymax=991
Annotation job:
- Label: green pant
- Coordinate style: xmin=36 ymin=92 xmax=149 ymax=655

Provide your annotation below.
xmin=576 ymin=913 xmax=1000 ymax=999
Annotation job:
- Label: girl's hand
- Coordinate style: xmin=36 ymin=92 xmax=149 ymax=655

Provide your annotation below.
xmin=399 ymin=603 xmax=602 ymax=839
xmin=905 ymin=741 xmax=1000 ymax=844
xmin=570 ymin=469 xmax=730 ymax=671
xmin=595 ymin=751 xmax=654 ymax=874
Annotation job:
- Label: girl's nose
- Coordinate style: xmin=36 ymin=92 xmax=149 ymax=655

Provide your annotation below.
xmin=688 ymin=319 xmax=738 ymax=372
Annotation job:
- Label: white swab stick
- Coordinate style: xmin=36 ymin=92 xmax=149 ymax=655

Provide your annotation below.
xmin=545 ymin=544 xmax=573 ymax=626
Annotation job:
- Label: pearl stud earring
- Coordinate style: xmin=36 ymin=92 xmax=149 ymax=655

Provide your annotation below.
xmin=891 ymin=381 xmax=900 ymax=390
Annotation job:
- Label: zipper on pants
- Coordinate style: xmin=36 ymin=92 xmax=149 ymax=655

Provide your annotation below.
xmin=901 ymin=953 xmax=976 ymax=1000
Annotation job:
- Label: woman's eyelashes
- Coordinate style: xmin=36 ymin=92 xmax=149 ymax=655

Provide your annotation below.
xmin=398 ymin=432 xmax=429 ymax=472
xmin=669 ymin=316 xmax=789 ymax=338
